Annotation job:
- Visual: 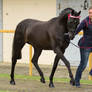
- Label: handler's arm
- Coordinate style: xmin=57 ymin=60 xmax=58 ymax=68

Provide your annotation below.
xmin=75 ymin=20 xmax=86 ymax=35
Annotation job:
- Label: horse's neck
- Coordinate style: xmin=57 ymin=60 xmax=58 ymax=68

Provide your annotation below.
xmin=58 ymin=16 xmax=67 ymax=26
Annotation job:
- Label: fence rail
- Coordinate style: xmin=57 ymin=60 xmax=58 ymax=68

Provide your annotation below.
xmin=0 ymin=30 xmax=15 ymax=33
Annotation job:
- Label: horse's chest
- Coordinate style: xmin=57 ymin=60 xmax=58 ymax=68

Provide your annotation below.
xmin=58 ymin=39 xmax=69 ymax=49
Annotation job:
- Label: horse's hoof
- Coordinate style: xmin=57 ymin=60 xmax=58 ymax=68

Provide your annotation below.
xmin=10 ymin=80 xmax=16 ymax=85
xmin=40 ymin=78 xmax=45 ymax=83
xmin=70 ymin=80 xmax=75 ymax=86
xmin=49 ymin=83 xmax=55 ymax=88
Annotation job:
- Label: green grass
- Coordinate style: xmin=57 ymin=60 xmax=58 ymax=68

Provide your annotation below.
xmin=0 ymin=73 xmax=92 ymax=85
xmin=0 ymin=91 xmax=10 ymax=92
xmin=0 ymin=73 xmax=92 ymax=92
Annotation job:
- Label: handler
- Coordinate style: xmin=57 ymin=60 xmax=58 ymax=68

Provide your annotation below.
xmin=75 ymin=6 xmax=92 ymax=88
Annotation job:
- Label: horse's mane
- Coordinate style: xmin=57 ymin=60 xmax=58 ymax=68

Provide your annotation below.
xmin=49 ymin=8 xmax=74 ymax=22
xmin=58 ymin=8 xmax=77 ymax=20
xmin=49 ymin=8 xmax=76 ymax=23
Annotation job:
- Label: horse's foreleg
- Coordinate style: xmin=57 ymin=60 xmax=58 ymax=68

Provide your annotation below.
xmin=55 ymin=47 xmax=75 ymax=86
xmin=49 ymin=55 xmax=60 ymax=88
xmin=10 ymin=57 xmax=17 ymax=85
xmin=61 ymin=56 xmax=75 ymax=86
xmin=32 ymin=48 xmax=45 ymax=83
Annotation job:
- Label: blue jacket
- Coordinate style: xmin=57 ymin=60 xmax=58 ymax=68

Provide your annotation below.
xmin=75 ymin=16 xmax=92 ymax=48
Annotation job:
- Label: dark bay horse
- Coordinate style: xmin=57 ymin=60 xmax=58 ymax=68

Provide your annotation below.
xmin=10 ymin=8 xmax=81 ymax=87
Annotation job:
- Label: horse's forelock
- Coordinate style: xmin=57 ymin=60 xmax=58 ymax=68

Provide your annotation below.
xmin=59 ymin=8 xmax=74 ymax=15
xmin=59 ymin=8 xmax=80 ymax=21
xmin=59 ymin=8 xmax=76 ymax=20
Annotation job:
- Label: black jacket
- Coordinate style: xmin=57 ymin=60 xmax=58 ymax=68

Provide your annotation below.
xmin=75 ymin=16 xmax=92 ymax=48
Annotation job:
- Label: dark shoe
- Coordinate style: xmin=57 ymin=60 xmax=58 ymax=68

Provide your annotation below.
xmin=75 ymin=82 xmax=81 ymax=88
xmin=76 ymin=85 xmax=81 ymax=88
xmin=89 ymin=69 xmax=92 ymax=76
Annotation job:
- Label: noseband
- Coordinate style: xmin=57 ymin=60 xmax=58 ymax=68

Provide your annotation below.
xmin=68 ymin=14 xmax=80 ymax=20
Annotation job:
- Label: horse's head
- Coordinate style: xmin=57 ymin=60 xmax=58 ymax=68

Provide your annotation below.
xmin=59 ymin=8 xmax=81 ymax=40
xmin=67 ymin=10 xmax=81 ymax=40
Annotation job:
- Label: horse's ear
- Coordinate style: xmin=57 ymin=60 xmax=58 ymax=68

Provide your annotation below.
xmin=78 ymin=11 xmax=81 ymax=15
xmin=71 ymin=10 xmax=75 ymax=15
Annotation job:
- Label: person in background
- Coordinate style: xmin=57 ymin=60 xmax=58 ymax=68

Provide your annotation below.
xmin=75 ymin=6 xmax=92 ymax=88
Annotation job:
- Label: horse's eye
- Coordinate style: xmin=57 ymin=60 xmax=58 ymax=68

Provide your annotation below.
xmin=74 ymin=20 xmax=77 ymax=23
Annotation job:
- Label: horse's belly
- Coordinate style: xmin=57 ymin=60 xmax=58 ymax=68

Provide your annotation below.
xmin=28 ymin=39 xmax=52 ymax=50
xmin=38 ymin=41 xmax=52 ymax=50
xmin=27 ymin=30 xmax=52 ymax=50
xmin=41 ymin=45 xmax=52 ymax=50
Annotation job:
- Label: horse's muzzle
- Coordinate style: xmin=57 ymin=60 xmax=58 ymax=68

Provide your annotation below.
xmin=64 ymin=32 xmax=75 ymax=40
xmin=68 ymin=32 xmax=75 ymax=40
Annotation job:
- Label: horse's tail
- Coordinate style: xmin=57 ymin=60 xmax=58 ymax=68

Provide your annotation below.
xmin=12 ymin=22 xmax=25 ymax=60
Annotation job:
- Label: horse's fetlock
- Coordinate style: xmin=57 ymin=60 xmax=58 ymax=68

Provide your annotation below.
xmin=32 ymin=58 xmax=37 ymax=63
xmin=10 ymin=74 xmax=13 ymax=78
xmin=49 ymin=76 xmax=53 ymax=81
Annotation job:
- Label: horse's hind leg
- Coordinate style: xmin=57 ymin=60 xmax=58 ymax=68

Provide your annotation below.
xmin=10 ymin=35 xmax=25 ymax=85
xmin=32 ymin=48 xmax=45 ymax=83
xmin=10 ymin=44 xmax=25 ymax=85
xmin=10 ymin=57 xmax=17 ymax=85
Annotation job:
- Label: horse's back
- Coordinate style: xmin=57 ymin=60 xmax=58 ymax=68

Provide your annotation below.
xmin=14 ymin=19 xmax=52 ymax=49
xmin=25 ymin=20 xmax=51 ymax=49
xmin=14 ymin=18 xmax=44 ymax=40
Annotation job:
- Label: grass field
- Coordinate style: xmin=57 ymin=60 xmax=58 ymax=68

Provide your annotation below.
xmin=0 ymin=73 xmax=92 ymax=85
xmin=0 ymin=73 xmax=92 ymax=92
xmin=0 ymin=63 xmax=92 ymax=92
